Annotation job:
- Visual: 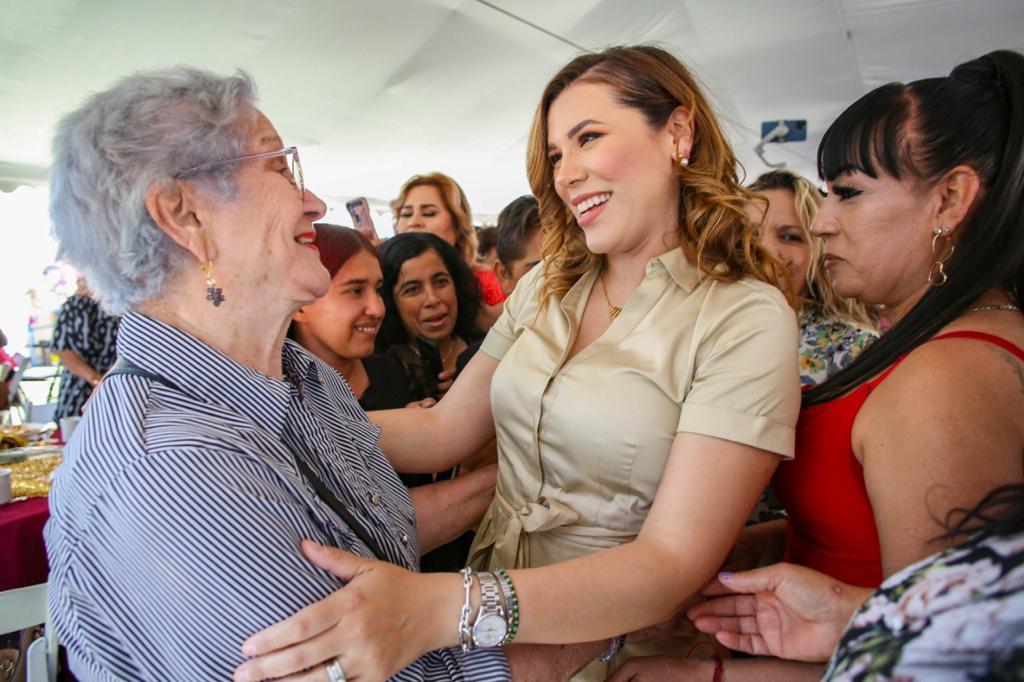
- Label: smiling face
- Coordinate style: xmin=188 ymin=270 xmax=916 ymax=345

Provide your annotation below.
xmin=395 ymin=184 xmax=458 ymax=247
xmin=197 ymin=109 xmax=330 ymax=310
xmin=392 ymin=248 xmax=458 ymax=344
xmin=812 ymin=170 xmax=937 ymax=307
xmin=752 ymin=188 xmax=811 ymax=299
xmin=545 ymin=81 xmax=684 ymax=259
xmin=293 ymin=250 xmax=384 ymax=365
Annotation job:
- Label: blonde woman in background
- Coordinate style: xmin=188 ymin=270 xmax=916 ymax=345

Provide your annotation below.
xmin=393 ymin=172 xmax=505 ymax=327
xmin=749 ymin=170 xmax=877 ymax=388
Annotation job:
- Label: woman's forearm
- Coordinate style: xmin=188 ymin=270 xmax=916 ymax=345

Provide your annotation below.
xmin=55 ymin=349 xmax=101 ymax=386
xmin=370 ymin=352 xmax=499 ymax=473
xmin=508 ymin=537 xmax=721 ymax=644
xmin=724 ymin=518 xmax=788 ymax=571
xmin=410 ymin=464 xmax=496 ymax=553
xmin=723 ymin=659 xmax=825 ymax=681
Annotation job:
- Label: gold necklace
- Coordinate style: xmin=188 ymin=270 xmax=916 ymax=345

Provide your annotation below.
xmin=409 ymin=338 xmax=457 ymax=366
xmin=600 ymin=273 xmax=622 ymax=320
xmin=969 ymin=303 xmax=1021 ymax=312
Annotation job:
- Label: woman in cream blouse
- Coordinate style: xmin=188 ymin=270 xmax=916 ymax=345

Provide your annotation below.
xmin=236 ymin=45 xmax=800 ymax=682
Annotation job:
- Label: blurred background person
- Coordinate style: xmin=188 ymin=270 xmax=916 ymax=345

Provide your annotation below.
xmin=392 ymin=172 xmax=504 ymax=326
xmin=740 ymin=170 xmax=878 ymax=528
xmin=52 ymin=277 xmax=119 ymax=420
xmin=290 ymin=223 xmax=406 ymax=408
xmin=375 ymin=231 xmax=491 ymax=570
xmin=748 ymin=170 xmax=877 ymax=388
xmin=290 ymin=222 xmax=495 ymax=573
xmin=375 ymin=231 xmax=484 ymax=400
xmin=493 ymin=194 xmax=543 ymax=298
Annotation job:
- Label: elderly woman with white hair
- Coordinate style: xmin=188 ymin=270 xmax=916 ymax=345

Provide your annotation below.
xmin=42 ymin=67 xmax=544 ymax=681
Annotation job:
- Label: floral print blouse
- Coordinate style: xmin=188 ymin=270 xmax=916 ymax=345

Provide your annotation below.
xmin=824 ymin=530 xmax=1024 ymax=681
xmin=798 ymin=305 xmax=876 ymax=387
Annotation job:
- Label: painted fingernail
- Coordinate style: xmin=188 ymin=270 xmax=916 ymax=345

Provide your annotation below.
xmin=718 ymin=572 xmax=735 ymax=580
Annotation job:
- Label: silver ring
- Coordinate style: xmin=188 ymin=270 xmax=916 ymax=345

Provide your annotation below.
xmin=325 ymin=658 xmax=347 ymax=682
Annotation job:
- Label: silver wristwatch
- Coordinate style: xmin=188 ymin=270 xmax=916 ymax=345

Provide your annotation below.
xmin=471 ymin=571 xmax=508 ymax=647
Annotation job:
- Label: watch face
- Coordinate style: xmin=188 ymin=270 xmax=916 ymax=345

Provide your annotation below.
xmin=473 ymin=614 xmax=507 ymax=647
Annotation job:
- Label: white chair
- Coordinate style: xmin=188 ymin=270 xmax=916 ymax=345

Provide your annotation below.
xmin=0 ymin=582 xmax=58 ymax=682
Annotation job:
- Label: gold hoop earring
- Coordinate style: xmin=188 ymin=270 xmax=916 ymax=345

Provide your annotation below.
xmin=203 ymin=261 xmax=225 ymax=306
xmin=928 ymin=227 xmax=955 ymax=286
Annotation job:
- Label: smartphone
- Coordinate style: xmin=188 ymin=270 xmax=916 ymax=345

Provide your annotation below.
xmin=345 ymin=197 xmax=379 ymax=244
xmin=415 ymin=335 xmax=444 ymax=398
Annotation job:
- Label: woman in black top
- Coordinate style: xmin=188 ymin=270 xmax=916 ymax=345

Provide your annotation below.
xmin=290 ymin=224 xmax=410 ymax=409
xmin=290 ymin=224 xmax=493 ymax=571
xmin=376 ymin=232 xmax=485 ymax=401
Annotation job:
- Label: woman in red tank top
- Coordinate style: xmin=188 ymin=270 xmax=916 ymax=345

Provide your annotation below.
xmin=617 ymin=50 xmax=1024 ymax=682
xmin=771 ymin=52 xmax=1024 ymax=595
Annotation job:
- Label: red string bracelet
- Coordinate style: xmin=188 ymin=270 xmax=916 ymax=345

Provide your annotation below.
xmin=711 ymin=655 xmax=723 ymax=682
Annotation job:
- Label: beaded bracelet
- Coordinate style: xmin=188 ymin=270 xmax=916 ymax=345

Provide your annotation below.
xmin=494 ymin=568 xmax=520 ymax=646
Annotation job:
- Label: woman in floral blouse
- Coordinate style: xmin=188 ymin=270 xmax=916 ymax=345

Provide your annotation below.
xmin=748 ymin=170 xmax=877 ymax=387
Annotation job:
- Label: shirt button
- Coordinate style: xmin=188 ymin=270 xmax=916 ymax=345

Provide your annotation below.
xmin=370 ymin=493 xmax=382 ymax=505
xmin=400 ymin=533 xmax=410 ymax=545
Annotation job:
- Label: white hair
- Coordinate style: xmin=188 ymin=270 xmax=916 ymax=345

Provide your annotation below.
xmin=49 ymin=66 xmax=258 ymax=313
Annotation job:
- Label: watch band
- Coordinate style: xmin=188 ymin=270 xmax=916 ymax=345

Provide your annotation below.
xmin=471 ymin=571 xmax=508 ymax=647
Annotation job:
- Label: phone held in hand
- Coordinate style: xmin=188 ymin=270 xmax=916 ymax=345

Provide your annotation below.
xmin=345 ymin=197 xmax=379 ymax=244
xmin=415 ymin=335 xmax=444 ymax=398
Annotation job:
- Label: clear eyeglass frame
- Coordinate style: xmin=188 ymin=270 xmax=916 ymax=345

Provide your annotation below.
xmin=174 ymin=146 xmax=303 ymax=199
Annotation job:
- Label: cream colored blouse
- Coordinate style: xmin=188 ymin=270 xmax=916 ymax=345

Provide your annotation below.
xmin=469 ymin=247 xmax=800 ymax=571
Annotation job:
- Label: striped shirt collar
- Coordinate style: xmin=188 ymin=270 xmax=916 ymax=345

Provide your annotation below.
xmin=116 ymin=311 xmax=312 ymax=436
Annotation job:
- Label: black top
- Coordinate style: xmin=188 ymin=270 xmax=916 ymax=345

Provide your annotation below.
xmin=358 ymin=340 xmax=482 ymax=572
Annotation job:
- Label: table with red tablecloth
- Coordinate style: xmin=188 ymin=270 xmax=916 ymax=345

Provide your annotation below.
xmin=0 ymin=497 xmax=50 ymax=591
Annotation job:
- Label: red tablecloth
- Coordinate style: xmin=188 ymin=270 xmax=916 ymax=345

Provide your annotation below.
xmin=0 ymin=497 xmax=50 ymax=591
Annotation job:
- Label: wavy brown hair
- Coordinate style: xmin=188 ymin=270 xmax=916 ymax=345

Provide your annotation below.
xmin=391 ymin=172 xmax=478 ymax=265
xmin=526 ymin=45 xmax=783 ymax=306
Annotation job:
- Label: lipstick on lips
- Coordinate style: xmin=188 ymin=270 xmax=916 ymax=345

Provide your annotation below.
xmin=571 ymin=192 xmax=611 ymax=229
xmin=295 ymin=230 xmax=317 ymax=251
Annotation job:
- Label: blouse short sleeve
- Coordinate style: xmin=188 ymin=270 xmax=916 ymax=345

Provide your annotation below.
xmin=677 ymin=284 xmax=800 ymax=457
xmin=480 ymin=264 xmax=545 ymax=361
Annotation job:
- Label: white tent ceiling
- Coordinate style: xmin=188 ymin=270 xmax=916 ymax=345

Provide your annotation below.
xmin=1 ymin=0 xmax=1022 ymax=223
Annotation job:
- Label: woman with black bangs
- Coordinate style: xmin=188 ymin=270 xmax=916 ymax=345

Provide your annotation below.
xmin=770 ymin=48 xmax=1024 ymax=592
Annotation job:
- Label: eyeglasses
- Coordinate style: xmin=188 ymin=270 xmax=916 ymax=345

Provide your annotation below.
xmin=175 ymin=146 xmax=304 ymax=199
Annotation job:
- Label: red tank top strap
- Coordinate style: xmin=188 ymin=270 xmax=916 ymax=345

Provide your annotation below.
xmin=869 ymin=330 xmax=1024 ymax=389
xmin=927 ymin=330 xmax=1024 ymax=362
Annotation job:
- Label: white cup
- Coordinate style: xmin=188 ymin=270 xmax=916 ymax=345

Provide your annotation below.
xmin=60 ymin=416 xmax=82 ymax=443
xmin=0 ymin=469 xmax=11 ymax=505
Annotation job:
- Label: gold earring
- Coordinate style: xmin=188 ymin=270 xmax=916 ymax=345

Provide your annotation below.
xmin=928 ymin=227 xmax=955 ymax=286
xmin=678 ymin=153 xmax=689 ymax=167
xmin=203 ymin=261 xmax=225 ymax=306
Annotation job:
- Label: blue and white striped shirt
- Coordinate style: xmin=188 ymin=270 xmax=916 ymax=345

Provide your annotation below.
xmin=44 ymin=311 xmax=509 ymax=681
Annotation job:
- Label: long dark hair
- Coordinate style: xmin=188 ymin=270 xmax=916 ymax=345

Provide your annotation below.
xmin=805 ymin=50 xmax=1024 ymax=406
xmin=942 ymin=483 xmax=1024 ymax=541
xmin=375 ymin=232 xmax=482 ymax=351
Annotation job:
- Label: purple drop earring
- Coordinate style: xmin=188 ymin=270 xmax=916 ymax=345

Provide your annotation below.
xmin=203 ymin=261 xmax=225 ymax=307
